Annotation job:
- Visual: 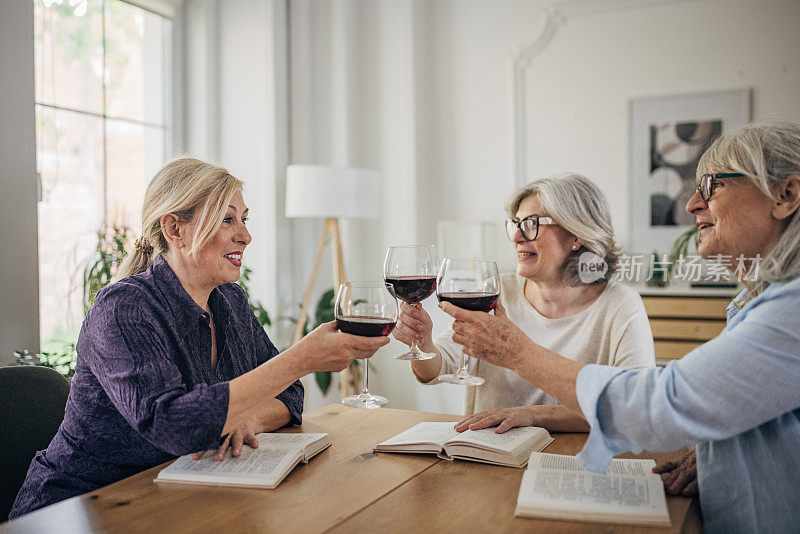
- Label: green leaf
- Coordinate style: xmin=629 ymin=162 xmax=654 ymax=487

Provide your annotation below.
xmin=314 ymin=371 xmax=332 ymax=395
xmin=11 ymin=343 xmax=77 ymax=380
xmin=255 ymin=307 xmax=271 ymax=327
xmin=314 ymin=288 xmax=336 ymax=328
xmin=666 ymin=226 xmax=700 ymax=279
xmin=237 ymin=265 xmax=272 ymax=328
xmin=83 ymin=224 xmax=132 ymax=314
xmin=292 ymin=287 xmax=337 ymax=395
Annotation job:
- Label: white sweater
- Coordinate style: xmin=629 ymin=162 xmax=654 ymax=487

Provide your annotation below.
xmin=433 ymin=273 xmax=655 ymax=414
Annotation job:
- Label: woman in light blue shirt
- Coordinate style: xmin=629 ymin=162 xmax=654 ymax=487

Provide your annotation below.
xmin=440 ymin=120 xmax=800 ymax=533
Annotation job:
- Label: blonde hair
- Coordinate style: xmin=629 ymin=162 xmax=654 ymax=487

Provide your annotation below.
xmin=696 ymin=120 xmax=800 ymax=298
xmin=115 ymin=157 xmax=243 ymax=280
xmin=505 ymin=173 xmax=621 ymax=286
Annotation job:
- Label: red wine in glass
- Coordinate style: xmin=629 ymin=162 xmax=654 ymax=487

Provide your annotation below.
xmin=336 ymin=316 xmax=397 ymax=337
xmin=385 ymin=275 xmax=437 ymax=303
xmin=383 ymin=245 xmax=440 ymax=361
xmin=436 ymin=258 xmax=501 ymax=386
xmin=436 ymin=292 xmax=499 ymax=312
xmin=336 ymin=281 xmax=398 ymax=409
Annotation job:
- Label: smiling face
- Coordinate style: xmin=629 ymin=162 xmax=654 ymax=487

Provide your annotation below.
xmin=686 ymin=175 xmax=783 ymax=261
xmin=512 ymin=194 xmax=580 ymax=284
xmin=181 ymin=190 xmax=252 ymax=290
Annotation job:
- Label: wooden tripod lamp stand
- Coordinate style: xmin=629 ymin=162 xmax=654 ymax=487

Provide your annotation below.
xmin=285 ymin=165 xmax=381 ymax=395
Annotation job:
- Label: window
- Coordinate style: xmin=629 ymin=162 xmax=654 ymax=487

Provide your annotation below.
xmin=34 ymin=0 xmax=172 ymax=351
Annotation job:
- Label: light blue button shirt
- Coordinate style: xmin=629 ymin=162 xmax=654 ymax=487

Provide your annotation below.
xmin=575 ymin=275 xmax=800 ymax=534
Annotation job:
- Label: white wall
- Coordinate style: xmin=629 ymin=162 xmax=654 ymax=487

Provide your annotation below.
xmin=182 ymin=0 xmax=289 ymax=317
xmin=0 ymin=2 xmax=40 ymax=361
xmin=523 ymin=0 xmax=800 ymax=250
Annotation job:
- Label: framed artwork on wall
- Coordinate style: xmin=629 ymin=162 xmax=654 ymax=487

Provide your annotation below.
xmin=629 ymin=89 xmax=751 ymax=253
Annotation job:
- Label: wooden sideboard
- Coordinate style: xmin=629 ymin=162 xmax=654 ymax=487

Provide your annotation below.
xmin=636 ymin=284 xmax=739 ymax=363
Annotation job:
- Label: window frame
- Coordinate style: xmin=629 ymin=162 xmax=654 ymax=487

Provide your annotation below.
xmin=33 ymin=0 xmax=179 ymax=348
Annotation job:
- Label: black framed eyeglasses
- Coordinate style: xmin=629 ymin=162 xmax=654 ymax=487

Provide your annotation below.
xmin=505 ymin=215 xmax=556 ymax=241
xmin=696 ymin=172 xmax=746 ymax=202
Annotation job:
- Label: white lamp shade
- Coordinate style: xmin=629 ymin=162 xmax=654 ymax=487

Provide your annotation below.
xmin=285 ymin=164 xmax=381 ymax=219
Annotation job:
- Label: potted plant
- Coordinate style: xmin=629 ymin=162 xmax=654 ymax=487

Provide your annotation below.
xmin=667 ymin=226 xmax=700 ymax=282
xmin=8 ymin=346 xmax=78 ymax=380
xmin=83 ymin=224 xmax=133 ymax=313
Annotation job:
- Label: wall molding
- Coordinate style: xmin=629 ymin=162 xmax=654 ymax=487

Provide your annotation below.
xmin=511 ymin=0 xmax=696 ymax=185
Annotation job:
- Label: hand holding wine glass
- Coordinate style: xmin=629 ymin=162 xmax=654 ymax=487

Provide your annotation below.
xmin=439 ymin=298 xmax=531 ymax=372
xmin=292 ymin=320 xmax=389 ymax=372
xmin=336 ymin=281 xmax=398 ymax=409
xmin=393 ymin=301 xmax=434 ymax=349
xmin=436 ymin=258 xmax=501 ymax=386
xmin=384 ymin=245 xmax=439 ymax=360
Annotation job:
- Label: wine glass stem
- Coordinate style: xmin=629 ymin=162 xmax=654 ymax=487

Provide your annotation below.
xmin=458 ymin=350 xmax=469 ymax=376
xmin=361 ymin=358 xmax=370 ymax=396
xmin=408 ymin=302 xmax=421 ymax=354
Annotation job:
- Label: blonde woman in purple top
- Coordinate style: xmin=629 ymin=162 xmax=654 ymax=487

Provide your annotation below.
xmin=10 ymin=158 xmax=389 ymax=518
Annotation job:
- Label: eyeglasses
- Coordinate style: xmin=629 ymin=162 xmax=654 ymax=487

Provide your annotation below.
xmin=696 ymin=172 xmax=746 ymax=202
xmin=505 ymin=215 xmax=556 ymax=241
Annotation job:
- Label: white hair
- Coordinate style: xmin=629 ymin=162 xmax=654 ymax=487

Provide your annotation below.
xmin=506 ymin=173 xmax=621 ymax=286
xmin=697 ymin=120 xmax=800 ymax=297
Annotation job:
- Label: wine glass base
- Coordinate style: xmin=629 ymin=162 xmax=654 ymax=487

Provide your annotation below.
xmin=342 ymin=393 xmax=388 ymax=409
xmin=438 ymin=373 xmax=485 ymax=386
xmin=394 ymin=350 xmax=437 ymax=361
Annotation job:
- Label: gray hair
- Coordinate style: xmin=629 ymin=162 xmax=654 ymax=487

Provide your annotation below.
xmin=696 ymin=120 xmax=800 ymax=297
xmin=505 ymin=173 xmax=621 ymax=286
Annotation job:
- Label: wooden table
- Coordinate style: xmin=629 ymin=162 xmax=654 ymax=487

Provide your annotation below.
xmin=1 ymin=405 xmax=700 ymax=533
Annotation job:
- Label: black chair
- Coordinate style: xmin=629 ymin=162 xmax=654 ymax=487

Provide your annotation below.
xmin=0 ymin=366 xmax=70 ymax=523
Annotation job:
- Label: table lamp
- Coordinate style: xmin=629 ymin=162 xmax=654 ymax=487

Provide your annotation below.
xmin=285 ymin=164 xmax=381 ymax=393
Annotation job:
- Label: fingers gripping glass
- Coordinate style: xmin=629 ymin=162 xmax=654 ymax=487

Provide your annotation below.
xmin=505 ymin=215 xmax=556 ymax=241
xmin=696 ymin=172 xmax=746 ymax=202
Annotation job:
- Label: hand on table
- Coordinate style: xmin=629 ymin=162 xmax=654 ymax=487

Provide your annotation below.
xmin=439 ymin=299 xmax=527 ymax=370
xmin=652 ymin=447 xmax=698 ymax=496
xmin=454 ymin=406 xmax=535 ymax=433
xmin=393 ymin=302 xmax=434 ymax=348
xmin=191 ymin=415 xmax=261 ymax=461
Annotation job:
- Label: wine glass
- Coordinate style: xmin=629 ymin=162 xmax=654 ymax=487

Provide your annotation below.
xmin=336 ymin=281 xmax=398 ymax=409
xmin=383 ymin=245 xmax=440 ymax=360
xmin=436 ymin=258 xmax=501 ymax=386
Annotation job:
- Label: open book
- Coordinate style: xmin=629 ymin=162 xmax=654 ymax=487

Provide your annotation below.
xmin=155 ymin=433 xmax=330 ymax=489
xmin=515 ymin=452 xmax=670 ymax=526
xmin=374 ymin=422 xmax=553 ymax=468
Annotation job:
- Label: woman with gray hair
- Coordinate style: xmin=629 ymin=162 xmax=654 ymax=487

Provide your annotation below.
xmin=441 ymin=121 xmax=800 ymax=533
xmin=395 ymin=173 xmax=655 ymax=431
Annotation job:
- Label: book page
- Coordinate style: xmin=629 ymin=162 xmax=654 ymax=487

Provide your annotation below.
xmin=448 ymin=426 xmax=545 ymax=453
xmin=255 ymin=433 xmax=327 ymax=452
xmin=377 ymin=422 xmax=459 ymax=448
xmin=529 ymin=453 xmax=655 ymax=475
xmin=164 ymin=446 xmax=300 ymax=481
xmin=517 ymin=454 xmax=669 ymax=524
xmin=517 ymin=468 xmax=668 ymax=519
